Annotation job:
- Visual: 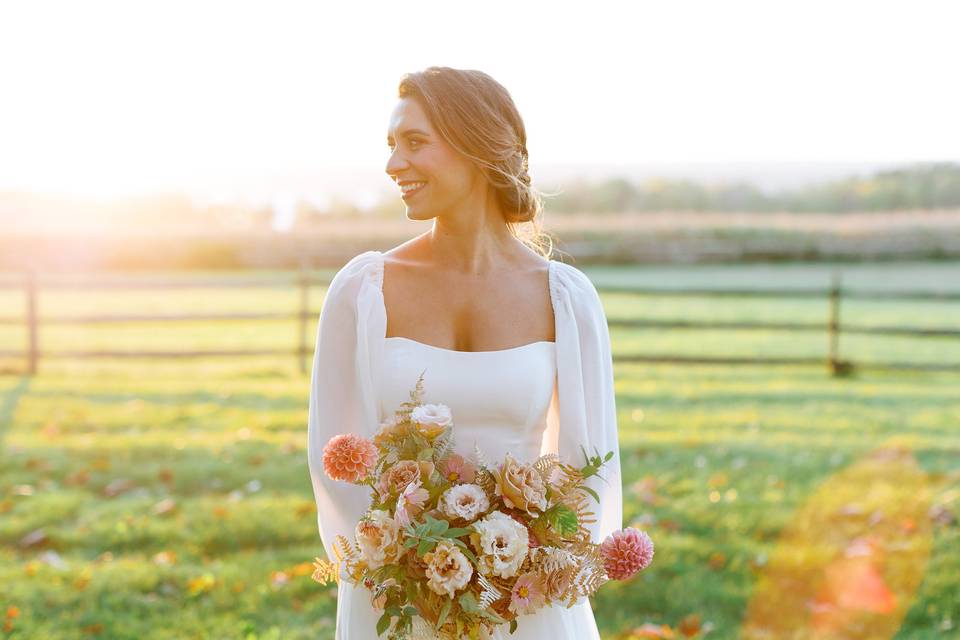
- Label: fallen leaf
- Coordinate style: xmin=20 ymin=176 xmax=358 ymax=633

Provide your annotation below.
xmin=152 ymin=498 xmax=177 ymax=516
xmin=19 ymin=528 xmax=47 ymax=549
xmin=102 ymin=478 xmax=135 ymax=498
xmin=677 ymin=614 xmax=700 ymax=637
xmin=65 ymin=469 xmax=90 ymax=486
xmin=187 ymin=573 xmax=216 ymax=595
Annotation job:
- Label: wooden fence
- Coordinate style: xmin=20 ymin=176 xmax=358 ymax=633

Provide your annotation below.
xmin=1 ymin=268 xmax=958 ymax=376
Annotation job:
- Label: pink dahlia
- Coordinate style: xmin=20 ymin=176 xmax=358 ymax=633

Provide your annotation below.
xmin=322 ymin=433 xmax=377 ymax=483
xmin=600 ymin=527 xmax=654 ymax=580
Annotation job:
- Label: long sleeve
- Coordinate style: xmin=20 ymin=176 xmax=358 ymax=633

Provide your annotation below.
xmin=306 ymin=252 xmax=381 ymax=563
xmin=548 ymin=261 xmax=624 ymax=546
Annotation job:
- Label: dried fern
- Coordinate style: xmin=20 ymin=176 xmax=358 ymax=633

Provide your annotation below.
xmin=475 ymin=573 xmax=502 ymax=609
xmin=332 ymin=534 xmax=365 ymax=581
xmin=310 ymin=556 xmax=339 ymax=585
xmin=533 ymin=453 xmax=560 ymax=477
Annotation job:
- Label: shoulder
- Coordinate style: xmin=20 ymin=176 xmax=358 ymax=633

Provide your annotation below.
xmin=551 ymin=259 xmax=602 ymax=303
xmin=322 ymin=250 xmax=383 ymax=312
xmin=328 ymin=250 xmax=383 ymax=290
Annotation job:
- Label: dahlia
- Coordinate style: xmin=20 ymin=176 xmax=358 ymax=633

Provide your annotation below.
xmin=322 ymin=433 xmax=377 ymax=483
xmin=600 ymin=527 xmax=654 ymax=580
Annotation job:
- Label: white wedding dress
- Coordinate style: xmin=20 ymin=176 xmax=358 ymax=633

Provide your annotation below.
xmin=333 ymin=334 xmax=602 ymax=639
xmin=306 ymin=250 xmax=622 ymax=640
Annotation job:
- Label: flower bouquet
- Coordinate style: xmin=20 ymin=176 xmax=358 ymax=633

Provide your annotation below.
xmin=311 ymin=372 xmax=653 ymax=639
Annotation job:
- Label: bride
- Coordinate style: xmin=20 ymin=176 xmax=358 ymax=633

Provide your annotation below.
xmin=307 ymin=66 xmax=623 ymax=639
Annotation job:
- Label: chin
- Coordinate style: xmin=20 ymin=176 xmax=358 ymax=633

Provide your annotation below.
xmin=406 ymin=207 xmax=435 ymax=221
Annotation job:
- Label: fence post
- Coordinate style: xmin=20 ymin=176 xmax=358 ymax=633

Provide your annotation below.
xmin=298 ymin=259 xmax=309 ymax=375
xmin=26 ymin=269 xmax=38 ymax=376
xmin=827 ymin=271 xmax=846 ymax=377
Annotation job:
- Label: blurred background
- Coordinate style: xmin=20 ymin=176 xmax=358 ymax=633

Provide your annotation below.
xmin=1 ymin=1 xmax=958 ymax=638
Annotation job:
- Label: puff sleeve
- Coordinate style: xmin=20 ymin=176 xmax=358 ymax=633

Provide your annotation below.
xmin=549 ymin=261 xmax=624 ymax=545
xmin=306 ymin=252 xmax=381 ymax=563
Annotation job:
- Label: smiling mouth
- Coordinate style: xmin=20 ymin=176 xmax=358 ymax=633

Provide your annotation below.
xmin=401 ymin=182 xmax=427 ymax=199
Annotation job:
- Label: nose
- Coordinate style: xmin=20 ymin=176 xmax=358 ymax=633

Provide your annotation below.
xmin=384 ymin=146 xmax=409 ymax=180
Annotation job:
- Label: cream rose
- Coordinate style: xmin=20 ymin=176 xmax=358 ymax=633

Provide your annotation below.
xmin=355 ymin=509 xmax=402 ymax=570
xmin=440 ymin=483 xmax=489 ymax=522
xmin=470 ymin=510 xmax=529 ymax=578
xmin=410 ymin=403 xmax=453 ymax=438
xmin=422 ymin=539 xmax=473 ymax=598
xmin=491 ymin=453 xmax=548 ymax=514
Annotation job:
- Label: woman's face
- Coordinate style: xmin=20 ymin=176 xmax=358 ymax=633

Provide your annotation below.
xmin=385 ymin=97 xmax=482 ymax=221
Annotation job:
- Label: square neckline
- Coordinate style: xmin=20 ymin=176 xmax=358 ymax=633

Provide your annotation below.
xmin=375 ymin=250 xmax=558 ymax=355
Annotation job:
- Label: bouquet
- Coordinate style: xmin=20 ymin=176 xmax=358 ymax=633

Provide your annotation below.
xmin=311 ymin=373 xmax=653 ymax=639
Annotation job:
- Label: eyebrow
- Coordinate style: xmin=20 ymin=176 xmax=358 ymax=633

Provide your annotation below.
xmin=386 ymin=128 xmax=430 ymax=142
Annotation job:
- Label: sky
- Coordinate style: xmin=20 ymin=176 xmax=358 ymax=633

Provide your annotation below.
xmin=1 ymin=0 xmax=958 ymax=209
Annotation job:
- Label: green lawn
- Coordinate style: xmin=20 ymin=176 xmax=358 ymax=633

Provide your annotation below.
xmin=1 ymin=261 xmax=958 ymax=639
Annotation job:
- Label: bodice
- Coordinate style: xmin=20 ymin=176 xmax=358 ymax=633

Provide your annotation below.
xmin=377 ymin=336 xmax=557 ymax=462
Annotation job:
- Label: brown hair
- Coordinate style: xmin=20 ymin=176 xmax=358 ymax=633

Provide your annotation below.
xmin=397 ymin=66 xmax=554 ymax=259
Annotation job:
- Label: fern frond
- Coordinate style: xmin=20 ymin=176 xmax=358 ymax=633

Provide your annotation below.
xmin=310 ymin=556 xmax=339 ymax=585
xmin=533 ymin=453 xmax=560 ymax=477
xmin=475 ymin=572 xmax=502 ymax=609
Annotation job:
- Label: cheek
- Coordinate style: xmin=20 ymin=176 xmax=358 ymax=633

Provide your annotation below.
xmin=426 ymin=150 xmax=475 ymax=192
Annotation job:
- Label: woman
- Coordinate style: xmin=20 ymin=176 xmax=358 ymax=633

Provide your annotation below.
xmin=307 ymin=66 xmax=623 ymax=639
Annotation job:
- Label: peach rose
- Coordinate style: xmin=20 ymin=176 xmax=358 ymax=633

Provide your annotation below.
xmin=491 ymin=453 xmax=547 ymax=514
xmin=376 ymin=459 xmax=435 ymax=497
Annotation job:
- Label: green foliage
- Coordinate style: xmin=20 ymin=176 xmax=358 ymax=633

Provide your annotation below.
xmin=545 ymin=162 xmax=960 ymax=213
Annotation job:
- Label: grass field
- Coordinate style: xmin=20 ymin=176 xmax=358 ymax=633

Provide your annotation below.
xmin=1 ymin=260 xmax=958 ymax=639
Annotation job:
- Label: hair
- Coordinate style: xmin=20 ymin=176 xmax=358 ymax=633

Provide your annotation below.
xmin=396 ymin=66 xmax=555 ymax=259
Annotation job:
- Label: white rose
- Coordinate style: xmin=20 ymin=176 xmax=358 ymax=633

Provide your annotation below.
xmin=355 ymin=509 xmax=402 ymax=570
xmin=470 ymin=510 xmax=528 ymax=579
xmin=440 ymin=483 xmax=489 ymax=522
xmin=410 ymin=403 xmax=453 ymax=428
xmin=423 ymin=539 xmax=473 ymax=598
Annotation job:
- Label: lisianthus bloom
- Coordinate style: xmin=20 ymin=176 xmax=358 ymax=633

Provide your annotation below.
xmin=506 ymin=511 xmax=540 ymax=549
xmin=355 ymin=510 xmax=402 ymax=570
xmin=440 ymin=452 xmax=476 ymax=484
xmin=322 ymin=434 xmax=377 ymax=483
xmin=601 ymin=527 xmax=654 ymax=580
xmin=508 ymin=572 xmax=546 ymax=615
xmin=471 ymin=510 xmax=528 ymax=578
xmin=376 ymin=459 xmax=434 ymax=497
xmin=440 ymin=483 xmax=489 ymax=522
xmin=423 ymin=539 xmax=473 ymax=598
xmin=394 ymin=480 xmax=429 ymax=527
xmin=492 ymin=453 xmax=547 ymax=515
xmin=410 ymin=403 xmax=452 ymax=440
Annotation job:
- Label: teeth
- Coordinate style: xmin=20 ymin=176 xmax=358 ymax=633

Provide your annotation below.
xmin=401 ymin=181 xmax=426 ymax=193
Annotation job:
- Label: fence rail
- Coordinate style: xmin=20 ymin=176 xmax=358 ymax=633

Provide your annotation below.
xmin=1 ymin=268 xmax=958 ymax=376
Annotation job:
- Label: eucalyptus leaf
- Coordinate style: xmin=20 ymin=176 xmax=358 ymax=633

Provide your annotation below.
xmin=376 ymin=612 xmax=391 ymax=636
xmin=580 ymin=485 xmax=600 ymax=503
xmin=417 ymin=538 xmax=436 ymax=557
xmin=436 ymin=597 xmax=453 ymax=630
